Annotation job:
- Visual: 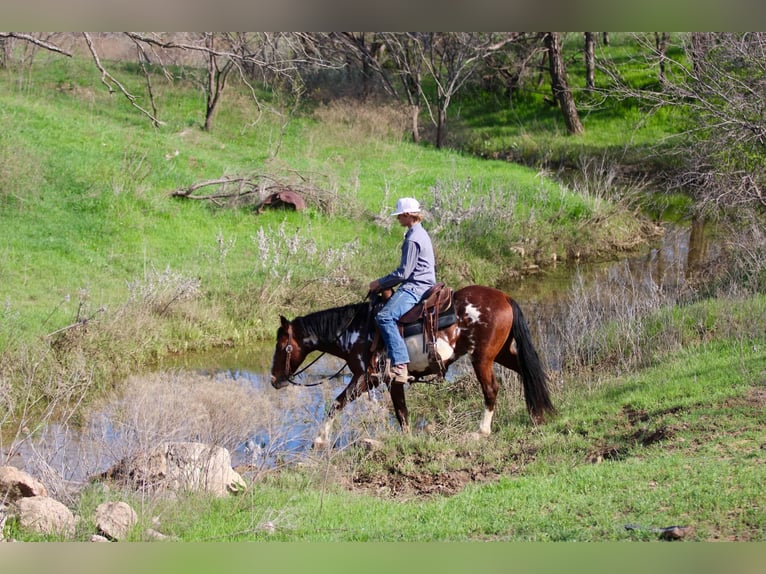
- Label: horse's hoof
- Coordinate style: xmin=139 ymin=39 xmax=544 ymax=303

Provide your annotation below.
xmin=469 ymin=431 xmax=490 ymax=440
xmin=313 ymin=437 xmax=329 ymax=449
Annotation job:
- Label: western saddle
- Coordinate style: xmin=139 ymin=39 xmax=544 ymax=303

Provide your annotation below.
xmin=370 ymin=283 xmax=454 ymax=375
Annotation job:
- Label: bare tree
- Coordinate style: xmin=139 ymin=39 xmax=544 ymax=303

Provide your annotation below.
xmin=584 ymin=32 xmax=596 ymax=91
xmin=544 ymin=32 xmax=584 ymax=135
xmin=480 ymin=33 xmax=545 ymax=104
xmin=80 ymin=33 xmax=328 ymax=132
xmin=379 ymin=33 xmax=427 ymax=143
xmin=385 ymin=33 xmax=516 ymax=148
xmin=604 ymin=33 xmax=766 ymax=213
xmin=332 ymin=33 xmax=519 ymax=148
xmin=332 ymin=32 xmax=390 ymax=98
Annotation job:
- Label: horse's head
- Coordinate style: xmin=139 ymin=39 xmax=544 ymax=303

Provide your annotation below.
xmin=270 ymin=315 xmax=307 ymax=389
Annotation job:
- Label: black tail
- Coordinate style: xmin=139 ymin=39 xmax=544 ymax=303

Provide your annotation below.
xmin=510 ymin=298 xmax=555 ymax=420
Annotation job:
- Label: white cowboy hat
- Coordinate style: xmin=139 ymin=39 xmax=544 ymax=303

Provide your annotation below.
xmin=391 ymin=197 xmax=421 ymax=216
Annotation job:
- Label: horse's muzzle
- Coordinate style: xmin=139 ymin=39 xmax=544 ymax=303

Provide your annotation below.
xmin=271 ymin=375 xmax=290 ymax=389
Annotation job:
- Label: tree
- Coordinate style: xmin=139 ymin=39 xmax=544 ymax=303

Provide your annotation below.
xmin=334 ymin=32 xmax=389 ymax=98
xmin=378 ymin=33 xmax=427 ymax=144
xmin=381 ymin=33 xmax=517 ymax=148
xmin=333 ymin=32 xmax=517 ymax=148
xmin=479 ymin=33 xmax=545 ymax=104
xmin=605 ymin=33 xmax=766 ymax=212
xmin=544 ymin=32 xmax=584 ymax=135
xmin=424 ymin=33 xmax=519 ymax=148
xmin=123 ymin=33 xmax=320 ymax=132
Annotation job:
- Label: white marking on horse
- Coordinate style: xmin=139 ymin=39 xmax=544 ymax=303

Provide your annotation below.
xmin=463 ymin=303 xmax=482 ymax=325
xmin=344 ymin=329 xmax=361 ymax=350
xmin=478 ymin=407 xmax=494 ymax=436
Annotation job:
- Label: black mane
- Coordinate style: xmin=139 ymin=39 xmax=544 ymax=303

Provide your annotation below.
xmin=295 ymin=302 xmax=369 ymax=344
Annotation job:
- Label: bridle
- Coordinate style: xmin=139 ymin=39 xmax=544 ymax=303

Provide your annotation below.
xmin=280 ymin=322 xmax=346 ymax=387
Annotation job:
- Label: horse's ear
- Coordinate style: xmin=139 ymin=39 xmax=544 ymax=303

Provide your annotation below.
xmin=280 ymin=315 xmax=290 ymax=328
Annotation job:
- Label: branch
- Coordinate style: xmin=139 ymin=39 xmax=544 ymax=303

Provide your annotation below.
xmin=82 ymin=32 xmax=165 ymax=127
xmin=170 ymin=177 xmax=258 ymax=200
xmin=0 ymin=33 xmax=72 ymax=57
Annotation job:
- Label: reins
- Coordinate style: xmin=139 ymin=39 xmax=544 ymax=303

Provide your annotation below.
xmin=287 ymin=358 xmax=348 ymax=387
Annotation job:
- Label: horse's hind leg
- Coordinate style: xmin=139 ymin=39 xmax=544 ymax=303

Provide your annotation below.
xmin=389 ymin=383 xmax=410 ymax=434
xmin=471 ymin=358 xmax=499 ymax=437
xmin=493 ymin=340 xmax=520 ymax=371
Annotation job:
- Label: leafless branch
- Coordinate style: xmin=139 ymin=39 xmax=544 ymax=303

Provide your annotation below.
xmin=600 ymin=32 xmax=766 ymax=213
xmin=82 ymin=32 xmax=165 ymax=127
xmin=0 ymin=32 xmax=72 ymax=57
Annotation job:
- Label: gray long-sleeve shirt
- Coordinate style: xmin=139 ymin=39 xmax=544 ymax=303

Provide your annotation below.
xmin=376 ymin=222 xmax=436 ymax=298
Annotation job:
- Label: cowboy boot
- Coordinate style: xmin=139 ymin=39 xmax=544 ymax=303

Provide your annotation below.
xmin=390 ymin=363 xmax=409 ymax=384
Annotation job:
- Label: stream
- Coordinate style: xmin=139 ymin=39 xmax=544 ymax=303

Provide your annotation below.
xmin=5 ymin=220 xmax=719 ymax=485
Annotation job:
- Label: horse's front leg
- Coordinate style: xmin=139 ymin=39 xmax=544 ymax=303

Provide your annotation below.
xmin=313 ymin=371 xmax=368 ymax=449
xmin=389 ymin=382 xmax=410 ymax=434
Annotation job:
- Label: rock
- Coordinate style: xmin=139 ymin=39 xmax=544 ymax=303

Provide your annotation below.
xmin=95 ymin=501 xmax=137 ymax=541
xmin=105 ymin=442 xmax=246 ymax=497
xmin=0 ymin=466 xmax=48 ymax=502
xmin=90 ymin=534 xmax=110 ymax=542
xmin=14 ymin=496 xmax=75 ymax=536
xmin=145 ymin=528 xmax=174 ymax=541
xmin=659 ymin=525 xmax=695 ymax=540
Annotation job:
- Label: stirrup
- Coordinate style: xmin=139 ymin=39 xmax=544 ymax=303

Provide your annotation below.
xmin=367 ymin=358 xmax=391 ymax=386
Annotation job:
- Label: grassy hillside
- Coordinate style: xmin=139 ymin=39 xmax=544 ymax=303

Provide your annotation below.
xmin=0 ymin=53 xmax=651 ymax=349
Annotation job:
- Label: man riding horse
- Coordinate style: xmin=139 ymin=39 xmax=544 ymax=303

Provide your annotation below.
xmin=367 ymin=197 xmax=436 ymax=386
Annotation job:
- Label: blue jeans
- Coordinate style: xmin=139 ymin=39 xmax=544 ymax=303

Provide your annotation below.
xmin=375 ymin=288 xmax=420 ymax=366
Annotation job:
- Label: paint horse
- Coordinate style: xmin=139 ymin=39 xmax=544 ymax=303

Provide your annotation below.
xmin=270 ymin=284 xmax=555 ymax=447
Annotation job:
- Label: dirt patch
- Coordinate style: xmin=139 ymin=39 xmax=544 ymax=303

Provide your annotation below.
xmin=724 ymin=386 xmax=766 ymax=409
xmin=350 ymin=466 xmax=502 ymax=499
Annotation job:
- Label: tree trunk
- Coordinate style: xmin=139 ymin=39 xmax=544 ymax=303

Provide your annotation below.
xmin=204 ymin=51 xmax=219 ymax=132
xmin=655 ymin=32 xmax=669 ymax=84
xmin=204 ymin=57 xmax=233 ymax=132
xmin=410 ymin=104 xmax=420 ymax=144
xmin=545 ymin=32 xmax=584 ymax=135
xmin=0 ymin=37 xmax=8 ymax=68
xmin=584 ymin=32 xmax=595 ymax=91
xmin=690 ymin=32 xmax=707 ymax=76
xmin=436 ymin=104 xmax=446 ymax=149
xmin=602 ymin=32 xmax=609 ymax=46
